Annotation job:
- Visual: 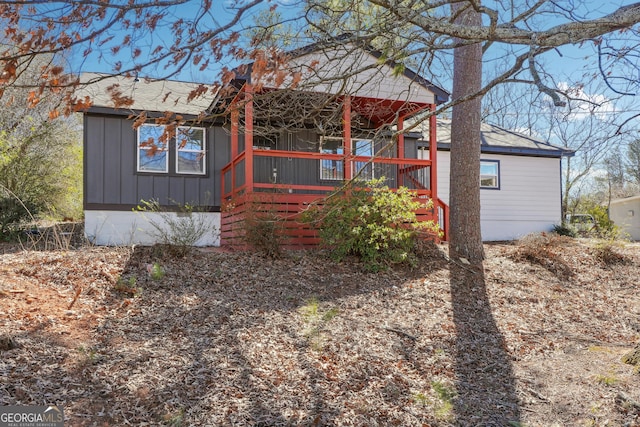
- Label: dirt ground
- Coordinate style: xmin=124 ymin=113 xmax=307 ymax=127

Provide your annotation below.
xmin=0 ymin=236 xmax=639 ymax=426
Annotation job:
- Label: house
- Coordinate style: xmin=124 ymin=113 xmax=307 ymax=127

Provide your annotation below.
xmin=416 ymin=119 xmax=573 ymax=241
xmin=80 ymin=39 xmax=571 ymax=247
xmin=81 ymin=39 xmax=449 ymax=247
xmin=609 ymin=195 xmax=640 ymax=240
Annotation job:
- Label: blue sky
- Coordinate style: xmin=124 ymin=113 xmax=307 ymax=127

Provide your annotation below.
xmin=67 ymin=0 xmax=638 ymax=90
xmin=66 ymin=0 xmax=639 ymax=129
xmin=68 ymin=1 xmax=300 ymax=83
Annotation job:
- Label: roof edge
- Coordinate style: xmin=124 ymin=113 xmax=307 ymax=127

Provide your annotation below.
xmin=610 ymin=195 xmax=640 ymax=204
xmin=420 ymin=141 xmax=571 ymax=158
xmin=234 ymin=34 xmax=450 ymax=104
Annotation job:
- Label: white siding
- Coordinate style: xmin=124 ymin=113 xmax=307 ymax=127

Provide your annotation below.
xmin=84 ymin=210 xmax=221 ymax=246
xmin=423 ymin=150 xmax=562 ymax=241
xmin=609 ymin=197 xmax=640 ymax=241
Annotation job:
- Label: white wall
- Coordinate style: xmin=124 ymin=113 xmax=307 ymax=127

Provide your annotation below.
xmin=424 ymin=150 xmax=563 ymax=241
xmin=609 ymin=197 xmax=640 ymax=241
xmin=84 ymin=210 xmax=221 ymax=246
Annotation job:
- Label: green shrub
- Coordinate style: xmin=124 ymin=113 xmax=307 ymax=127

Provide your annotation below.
xmin=588 ymin=205 xmax=614 ymax=231
xmin=0 ymin=105 xmax=83 ymax=223
xmin=553 ymin=223 xmax=577 ymax=237
xmin=568 ymin=202 xmax=624 ymax=239
xmin=148 ymin=262 xmax=165 ymax=280
xmin=305 ymin=178 xmax=440 ymax=271
xmin=0 ymin=196 xmax=39 ymax=239
xmin=584 ymin=204 xmax=625 ymax=239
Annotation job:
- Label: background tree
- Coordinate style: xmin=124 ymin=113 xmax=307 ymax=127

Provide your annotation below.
xmin=482 ymin=77 xmax=639 ymax=218
xmin=626 ymin=138 xmax=640 ymax=185
xmin=0 ymin=54 xmax=82 ymax=234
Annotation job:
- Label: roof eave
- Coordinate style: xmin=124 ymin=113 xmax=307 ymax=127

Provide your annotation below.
xmin=430 ymin=142 xmax=570 ymax=158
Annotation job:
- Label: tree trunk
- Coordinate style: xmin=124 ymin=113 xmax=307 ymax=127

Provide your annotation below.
xmin=449 ymin=2 xmax=484 ymax=264
xmin=562 ymin=156 xmax=571 ymax=220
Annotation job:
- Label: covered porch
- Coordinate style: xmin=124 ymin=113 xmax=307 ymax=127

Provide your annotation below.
xmin=220 ymin=83 xmax=449 ymax=247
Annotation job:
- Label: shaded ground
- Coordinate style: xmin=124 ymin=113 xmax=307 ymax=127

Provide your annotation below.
xmin=0 ymin=237 xmax=639 ymax=426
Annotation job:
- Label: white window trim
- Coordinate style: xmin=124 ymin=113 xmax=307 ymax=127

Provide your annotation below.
xmin=176 ymin=126 xmax=207 ymax=175
xmin=137 ymin=124 xmax=168 ymax=173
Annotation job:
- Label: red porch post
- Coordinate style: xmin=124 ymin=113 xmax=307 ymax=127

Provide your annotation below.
xmin=429 ymin=104 xmax=438 ymax=202
xmin=398 ymin=115 xmax=405 ymax=187
xmin=245 ymin=84 xmax=254 ymax=192
xmin=343 ymin=95 xmax=352 ymax=179
xmin=429 ymin=103 xmax=448 ymax=240
xmin=230 ymin=108 xmax=239 ymax=194
xmin=397 ymin=115 xmax=405 ymax=157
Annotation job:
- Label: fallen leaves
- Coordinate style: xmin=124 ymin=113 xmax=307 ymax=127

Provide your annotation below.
xmin=0 ymin=241 xmax=638 ymax=426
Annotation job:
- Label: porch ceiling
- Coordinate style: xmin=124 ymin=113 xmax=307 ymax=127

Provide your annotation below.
xmin=350 ymin=96 xmax=430 ymax=127
xmin=243 ymin=86 xmax=430 ymax=130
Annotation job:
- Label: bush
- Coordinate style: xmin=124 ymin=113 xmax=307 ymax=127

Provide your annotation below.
xmin=588 ymin=205 xmax=614 ymax=231
xmin=0 ymin=116 xmax=83 ymax=222
xmin=304 ymin=178 xmax=440 ymax=271
xmin=135 ymin=199 xmax=218 ymax=257
xmin=224 ymin=195 xmax=285 ymax=258
xmin=568 ymin=201 xmax=624 ymax=240
xmin=513 ymin=232 xmax=574 ymax=279
xmin=592 ymin=239 xmax=628 ymax=266
xmin=0 ymin=195 xmax=39 ymax=240
xmin=552 ymin=223 xmax=577 ymax=237
xmin=583 ymin=204 xmax=625 ymax=239
xmin=243 ymin=213 xmax=283 ymax=258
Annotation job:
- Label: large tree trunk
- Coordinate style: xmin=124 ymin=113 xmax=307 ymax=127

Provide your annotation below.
xmin=449 ymin=2 xmax=484 ymax=265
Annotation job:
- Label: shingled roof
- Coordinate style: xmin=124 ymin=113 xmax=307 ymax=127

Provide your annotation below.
xmin=78 ymin=72 xmax=215 ymax=116
xmin=234 ymin=34 xmax=450 ymax=105
xmin=427 ymin=119 xmax=574 ymax=158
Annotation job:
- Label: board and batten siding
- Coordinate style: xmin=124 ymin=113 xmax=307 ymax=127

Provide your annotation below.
xmin=83 ymin=114 xmax=228 ymax=246
xmin=422 ymin=150 xmax=562 ymax=241
xmin=84 ymin=114 xmax=230 ymax=209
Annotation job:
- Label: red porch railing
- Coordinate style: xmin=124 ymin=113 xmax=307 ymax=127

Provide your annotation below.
xmin=220 ymin=149 xmax=449 ymax=247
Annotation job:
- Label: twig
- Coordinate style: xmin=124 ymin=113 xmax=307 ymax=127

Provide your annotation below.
xmin=68 ymin=287 xmax=82 ymax=310
xmin=525 ymin=386 xmax=550 ymax=402
xmin=382 ymin=326 xmax=417 ymax=341
xmin=615 ymin=392 xmax=640 ymax=411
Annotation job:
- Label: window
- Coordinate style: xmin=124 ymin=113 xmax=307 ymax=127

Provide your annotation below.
xmin=320 ymin=137 xmax=344 ymax=180
xmin=137 ymin=124 xmax=206 ymax=175
xmin=319 ymin=137 xmax=374 ymax=181
xmin=253 ymin=135 xmax=278 ymax=150
xmin=176 ymin=126 xmax=206 ymax=174
xmin=353 ymin=138 xmax=374 ymax=180
xmin=137 ymin=124 xmax=168 ymax=173
xmin=480 ymin=160 xmax=500 ymax=189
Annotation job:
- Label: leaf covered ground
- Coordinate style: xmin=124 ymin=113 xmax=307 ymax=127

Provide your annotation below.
xmin=0 ymin=236 xmax=639 ymax=426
